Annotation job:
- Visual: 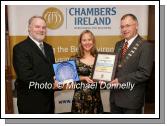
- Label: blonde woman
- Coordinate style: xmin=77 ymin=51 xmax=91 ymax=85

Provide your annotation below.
xmin=71 ymin=30 xmax=103 ymax=114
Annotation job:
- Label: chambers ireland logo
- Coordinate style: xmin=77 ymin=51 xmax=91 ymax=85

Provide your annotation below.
xmin=43 ymin=7 xmax=64 ymax=29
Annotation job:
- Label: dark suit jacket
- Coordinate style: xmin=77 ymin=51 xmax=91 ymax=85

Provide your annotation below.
xmin=111 ymin=35 xmax=154 ymax=109
xmin=13 ymin=37 xmax=55 ymax=113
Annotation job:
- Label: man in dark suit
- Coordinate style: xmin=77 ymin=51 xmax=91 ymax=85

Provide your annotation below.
xmin=13 ymin=16 xmax=55 ymax=113
xmin=110 ymin=14 xmax=154 ymax=114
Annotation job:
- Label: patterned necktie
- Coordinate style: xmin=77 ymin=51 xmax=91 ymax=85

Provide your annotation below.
xmin=39 ymin=43 xmax=46 ymax=56
xmin=121 ymin=41 xmax=128 ymax=59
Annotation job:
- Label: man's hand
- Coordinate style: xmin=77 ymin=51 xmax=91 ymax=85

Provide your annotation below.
xmin=53 ymin=80 xmax=59 ymax=90
xmin=111 ymin=78 xmax=119 ymax=87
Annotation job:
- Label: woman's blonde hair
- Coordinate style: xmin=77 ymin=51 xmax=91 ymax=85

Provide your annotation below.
xmin=76 ymin=30 xmax=97 ymax=58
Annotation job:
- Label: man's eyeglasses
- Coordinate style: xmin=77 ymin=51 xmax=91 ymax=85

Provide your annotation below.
xmin=120 ymin=24 xmax=136 ymax=29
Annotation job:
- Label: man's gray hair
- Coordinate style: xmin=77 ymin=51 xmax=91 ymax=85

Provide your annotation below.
xmin=28 ymin=16 xmax=46 ymax=26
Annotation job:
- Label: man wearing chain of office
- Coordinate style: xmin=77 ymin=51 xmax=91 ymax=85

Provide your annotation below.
xmin=110 ymin=14 xmax=154 ymax=114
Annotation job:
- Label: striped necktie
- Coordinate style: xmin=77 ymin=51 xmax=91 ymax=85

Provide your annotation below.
xmin=121 ymin=41 xmax=128 ymax=59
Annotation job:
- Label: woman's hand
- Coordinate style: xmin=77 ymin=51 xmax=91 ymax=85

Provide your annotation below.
xmin=80 ymin=76 xmax=94 ymax=83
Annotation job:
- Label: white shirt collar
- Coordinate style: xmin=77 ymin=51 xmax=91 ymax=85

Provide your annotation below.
xmin=29 ymin=35 xmax=44 ymax=49
xmin=125 ymin=34 xmax=138 ymax=48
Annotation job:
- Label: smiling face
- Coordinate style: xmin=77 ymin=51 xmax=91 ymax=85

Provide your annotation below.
xmin=81 ymin=33 xmax=94 ymax=53
xmin=120 ymin=16 xmax=138 ymax=40
xmin=28 ymin=17 xmax=47 ymax=42
xmin=78 ymin=30 xmax=97 ymax=58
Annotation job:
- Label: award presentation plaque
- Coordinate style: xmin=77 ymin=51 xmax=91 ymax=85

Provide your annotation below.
xmin=53 ymin=60 xmax=79 ymax=83
xmin=92 ymin=52 xmax=118 ymax=82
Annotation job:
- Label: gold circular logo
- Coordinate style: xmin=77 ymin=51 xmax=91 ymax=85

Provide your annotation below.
xmin=43 ymin=7 xmax=64 ymax=29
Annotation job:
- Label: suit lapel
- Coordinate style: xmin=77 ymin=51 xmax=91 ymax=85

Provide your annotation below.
xmin=117 ymin=41 xmax=124 ymax=62
xmin=122 ymin=35 xmax=142 ymax=59
xmin=125 ymin=36 xmax=140 ymax=57
xmin=43 ymin=43 xmax=52 ymax=63
xmin=117 ymin=35 xmax=143 ymax=68
xmin=27 ymin=37 xmax=50 ymax=62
